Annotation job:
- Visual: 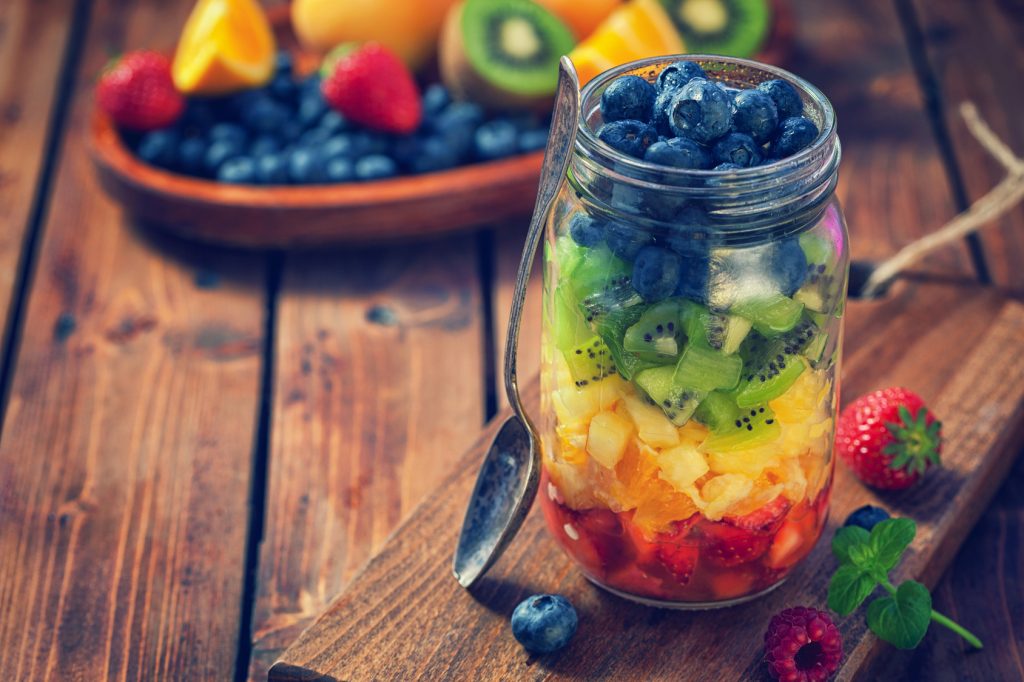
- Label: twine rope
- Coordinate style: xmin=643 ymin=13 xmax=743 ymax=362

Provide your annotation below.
xmin=861 ymin=102 xmax=1024 ymax=298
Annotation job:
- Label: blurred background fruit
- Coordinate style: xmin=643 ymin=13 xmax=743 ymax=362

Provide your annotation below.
xmin=657 ymin=0 xmax=770 ymax=58
xmin=172 ymin=0 xmax=275 ymax=95
xmin=292 ymin=0 xmax=458 ymax=70
xmin=532 ymin=0 xmax=623 ymax=39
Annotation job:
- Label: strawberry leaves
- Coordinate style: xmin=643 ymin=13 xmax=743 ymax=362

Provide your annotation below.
xmin=828 ymin=518 xmax=982 ymax=650
xmin=883 ymin=404 xmax=942 ymax=475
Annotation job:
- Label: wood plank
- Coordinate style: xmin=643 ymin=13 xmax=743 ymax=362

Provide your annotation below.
xmin=906 ymin=0 xmax=1024 ymax=292
xmin=0 ymin=0 xmax=77 ymax=334
xmin=0 ymin=0 xmax=267 ymax=679
xmin=269 ymin=293 xmax=1024 ymax=681
xmin=493 ymin=222 xmax=542 ymax=410
xmin=248 ymin=239 xmax=486 ymax=679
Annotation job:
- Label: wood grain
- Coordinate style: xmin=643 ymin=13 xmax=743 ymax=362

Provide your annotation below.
xmin=0 ymin=0 xmax=77 ymax=334
xmin=247 ymin=239 xmax=487 ymax=679
xmin=269 ymin=295 xmax=1024 ymax=681
xmin=0 ymin=0 xmax=267 ymax=679
xmin=906 ymin=0 xmax=1024 ymax=291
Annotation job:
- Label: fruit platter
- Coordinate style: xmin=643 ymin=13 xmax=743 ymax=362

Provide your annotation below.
xmin=89 ymin=0 xmax=793 ymax=247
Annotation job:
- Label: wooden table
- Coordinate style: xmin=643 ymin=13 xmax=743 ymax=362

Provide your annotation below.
xmin=0 ymin=1 xmax=1020 ymax=680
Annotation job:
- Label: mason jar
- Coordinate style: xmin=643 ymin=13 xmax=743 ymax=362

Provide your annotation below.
xmin=538 ymin=55 xmax=847 ymax=608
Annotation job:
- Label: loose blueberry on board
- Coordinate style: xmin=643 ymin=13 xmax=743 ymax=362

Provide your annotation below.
xmin=218 ymin=156 xmax=257 ymax=183
xmin=136 ymin=130 xmax=179 ymax=168
xmin=769 ymin=116 xmax=819 ymax=158
xmin=597 ymin=119 xmax=659 ymax=159
xmin=731 ymin=89 xmax=779 ymax=143
xmin=758 ymin=79 xmax=804 ymax=119
xmin=605 ymin=221 xmax=653 ymax=260
xmin=510 ymin=595 xmax=578 ymax=655
xmin=712 ymin=132 xmax=763 ymax=167
xmin=633 ymin=245 xmax=683 ymax=301
xmin=772 ymin=237 xmax=809 ymax=295
xmin=667 ymin=78 xmax=732 ymax=144
xmin=474 ymin=119 xmax=519 ymax=161
xmin=643 ymin=136 xmax=713 ymax=169
xmin=355 ymin=154 xmax=398 ymax=181
xmin=656 ymin=60 xmax=706 ymax=93
xmin=843 ymin=505 xmax=891 ymax=532
xmin=600 ymin=74 xmax=657 ymax=123
xmin=569 ymin=213 xmax=606 ymax=247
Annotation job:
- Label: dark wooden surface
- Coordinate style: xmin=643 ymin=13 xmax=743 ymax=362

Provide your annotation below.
xmin=0 ymin=0 xmax=1021 ymax=681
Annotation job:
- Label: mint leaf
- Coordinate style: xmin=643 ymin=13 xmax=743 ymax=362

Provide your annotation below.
xmin=832 ymin=525 xmax=870 ymax=565
xmin=828 ymin=564 xmax=878 ymax=616
xmin=867 ymin=580 xmax=932 ymax=649
xmin=869 ymin=518 xmax=916 ymax=571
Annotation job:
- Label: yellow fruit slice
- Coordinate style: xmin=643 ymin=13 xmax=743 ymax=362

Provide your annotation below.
xmin=173 ymin=0 xmax=275 ymax=95
xmin=569 ymin=0 xmax=685 ymax=85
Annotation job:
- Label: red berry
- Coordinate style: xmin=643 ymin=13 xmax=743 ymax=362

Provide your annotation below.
xmin=566 ymin=508 xmax=627 ymax=574
xmin=701 ymin=521 xmax=772 ymax=567
xmin=836 ymin=387 xmax=942 ymax=490
xmin=321 ymin=42 xmax=422 ymax=134
xmin=725 ymin=495 xmax=791 ymax=534
xmin=764 ymin=606 xmax=843 ymax=682
xmin=652 ymin=515 xmax=700 ymax=584
xmin=96 ymin=51 xmax=183 ymax=131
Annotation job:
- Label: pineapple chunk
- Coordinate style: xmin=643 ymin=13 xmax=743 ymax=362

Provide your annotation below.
xmin=654 ymin=442 xmax=709 ymax=491
xmin=623 ymin=395 xmax=680 ymax=447
xmin=678 ymin=420 xmax=710 ymax=447
xmin=700 ymin=473 xmax=754 ymax=520
xmin=706 ymin=446 xmax=780 ymax=478
xmin=587 ymin=410 xmax=633 ymax=468
xmin=544 ymin=460 xmax=600 ymax=509
xmin=769 ymin=369 xmax=827 ymax=424
xmin=553 ymin=377 xmax=626 ymax=424
xmin=556 ymin=422 xmax=589 ymax=465
xmin=768 ymin=457 xmax=808 ymax=504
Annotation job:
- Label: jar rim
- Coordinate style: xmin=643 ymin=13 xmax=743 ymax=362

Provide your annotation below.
xmin=575 ymin=54 xmax=838 ymax=187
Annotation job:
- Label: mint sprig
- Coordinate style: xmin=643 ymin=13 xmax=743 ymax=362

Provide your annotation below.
xmin=828 ymin=518 xmax=983 ymax=650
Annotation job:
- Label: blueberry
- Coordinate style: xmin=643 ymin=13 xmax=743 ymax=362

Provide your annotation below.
xmin=319 ymin=110 xmax=348 ymax=134
xmin=217 ymin=156 xmax=257 ymax=184
xmin=298 ymin=91 xmax=329 ymax=128
xmin=657 ymin=61 xmax=706 ymax=93
xmin=844 ymin=505 xmax=890 ymax=532
xmin=605 ymin=221 xmax=652 ymax=260
xmin=274 ymin=51 xmax=293 ymax=76
xmin=666 ymin=204 xmax=711 ymax=255
xmin=667 ymin=78 xmax=732 ymax=144
xmin=434 ymin=102 xmax=485 ymax=158
xmin=676 ymin=251 xmax=710 ymax=302
xmin=712 ymin=132 xmax=762 ymax=167
xmin=510 ymin=595 xmax=577 ymax=655
xmin=210 ymin=122 xmax=247 ymax=146
xmin=325 ymin=156 xmax=355 ymax=182
xmin=136 ymin=129 xmax=179 ymax=168
xmin=177 ymin=136 xmax=207 ymax=175
xmin=243 ymin=95 xmax=290 ymax=134
xmin=268 ymin=73 xmax=297 ymax=102
xmin=597 ymin=119 xmax=658 ymax=158
xmin=204 ymin=138 xmax=244 ymax=174
xmin=355 ymin=154 xmax=398 ymax=181
xmin=632 ymin=246 xmax=683 ymax=301
xmin=255 ymin=153 xmax=288 ymax=184
xmin=249 ymin=134 xmax=280 ymax=157
xmin=518 ymin=129 xmax=548 ymax=152
xmin=279 ymin=120 xmax=305 ymax=143
xmin=288 ymin=147 xmax=326 ymax=183
xmin=422 ymin=83 xmax=451 ymax=116
xmin=644 ymin=136 xmax=713 ymax=169
xmin=652 ymin=88 xmax=679 ymax=137
xmin=323 ymin=134 xmax=356 ymax=160
xmin=757 ymin=79 xmax=803 ymax=119
xmin=351 ymin=131 xmax=390 ymax=156
xmin=474 ymin=119 xmax=518 ymax=160
xmin=731 ymin=89 xmax=779 ymax=143
xmin=713 ymin=162 xmax=743 ymax=171
xmin=181 ymin=100 xmax=216 ymax=130
xmin=772 ymin=237 xmax=808 ymax=295
xmin=300 ymin=126 xmax=333 ymax=147
xmin=409 ymin=137 xmax=460 ymax=173
xmin=600 ymin=75 xmax=656 ymax=123
xmin=568 ymin=214 xmax=605 ymax=247
xmin=769 ymin=116 xmax=819 ymax=158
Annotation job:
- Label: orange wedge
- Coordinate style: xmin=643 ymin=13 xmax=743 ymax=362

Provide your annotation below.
xmin=172 ymin=0 xmax=275 ymax=95
xmin=569 ymin=0 xmax=685 ymax=86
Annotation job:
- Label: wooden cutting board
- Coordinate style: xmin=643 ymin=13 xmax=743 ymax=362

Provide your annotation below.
xmin=269 ymin=299 xmax=1024 ymax=682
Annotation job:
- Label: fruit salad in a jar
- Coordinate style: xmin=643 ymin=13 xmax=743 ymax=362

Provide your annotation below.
xmin=538 ymin=56 xmax=847 ymax=607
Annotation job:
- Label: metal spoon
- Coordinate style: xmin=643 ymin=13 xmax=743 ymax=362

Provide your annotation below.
xmin=452 ymin=57 xmax=580 ymax=589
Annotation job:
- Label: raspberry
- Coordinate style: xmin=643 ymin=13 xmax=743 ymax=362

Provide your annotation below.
xmin=764 ymin=607 xmax=843 ymax=682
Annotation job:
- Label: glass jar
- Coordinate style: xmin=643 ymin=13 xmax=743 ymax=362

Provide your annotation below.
xmin=538 ymin=56 xmax=847 ymax=608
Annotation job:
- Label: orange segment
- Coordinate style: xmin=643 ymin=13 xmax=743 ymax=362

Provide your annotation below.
xmin=173 ymin=0 xmax=275 ymax=95
xmin=569 ymin=0 xmax=685 ymax=85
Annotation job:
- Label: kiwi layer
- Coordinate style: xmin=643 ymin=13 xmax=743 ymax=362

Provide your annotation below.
xmin=658 ymin=0 xmax=771 ymax=59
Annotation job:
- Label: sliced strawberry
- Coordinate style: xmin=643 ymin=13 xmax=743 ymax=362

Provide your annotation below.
xmin=724 ymin=495 xmax=791 ymax=534
xmin=764 ymin=519 xmax=806 ymax=570
xmin=565 ymin=507 xmax=627 ymax=575
xmin=651 ymin=515 xmax=700 ymax=584
xmin=701 ymin=521 xmax=772 ymax=567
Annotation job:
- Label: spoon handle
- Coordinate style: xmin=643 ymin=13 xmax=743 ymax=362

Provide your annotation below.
xmin=504 ymin=57 xmax=580 ymax=429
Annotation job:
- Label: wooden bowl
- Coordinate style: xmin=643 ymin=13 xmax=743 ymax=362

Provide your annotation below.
xmin=88 ymin=2 xmax=793 ymax=249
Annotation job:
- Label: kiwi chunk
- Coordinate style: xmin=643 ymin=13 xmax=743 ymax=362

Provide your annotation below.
xmin=673 ymin=344 xmax=743 ymax=392
xmin=694 ymin=390 xmax=741 ymax=431
xmin=565 ymin=335 xmax=617 ymax=387
xmin=702 ymin=404 xmax=782 ymax=452
xmin=551 ymin=283 xmax=592 ymax=354
xmin=441 ymin=0 xmax=576 ymax=110
xmin=795 ymin=231 xmax=845 ymax=314
xmin=731 ymin=293 xmax=804 ymax=336
xmin=635 ymin=366 xmax=706 ymax=426
xmin=733 ymin=322 xmax=820 ymax=407
xmin=568 ymin=246 xmax=633 ymax=304
xmin=623 ymin=301 xmax=683 ymax=361
xmin=658 ymin=0 xmax=771 ymax=59
xmin=681 ymin=300 xmax=752 ymax=354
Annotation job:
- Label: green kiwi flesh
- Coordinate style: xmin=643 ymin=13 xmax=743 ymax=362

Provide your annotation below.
xmin=565 ymin=335 xmax=617 ymax=387
xmin=731 ymin=293 xmax=805 ymax=336
xmin=694 ymin=390 xmax=741 ymax=431
xmin=795 ymin=231 xmax=845 ymax=314
xmin=681 ymin=300 xmax=752 ymax=354
xmin=732 ymin=319 xmax=824 ymax=407
xmin=673 ymin=344 xmax=743 ymax=392
xmin=623 ymin=301 xmax=683 ymax=360
xmin=658 ymin=0 xmax=771 ymax=59
xmin=635 ymin=366 xmax=707 ymax=426
xmin=702 ymin=404 xmax=782 ymax=452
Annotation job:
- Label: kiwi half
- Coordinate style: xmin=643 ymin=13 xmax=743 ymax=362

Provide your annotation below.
xmin=657 ymin=0 xmax=771 ymax=59
xmin=440 ymin=0 xmax=576 ymax=111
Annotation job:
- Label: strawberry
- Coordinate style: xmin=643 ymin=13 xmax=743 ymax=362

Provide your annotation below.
xmin=96 ymin=51 xmax=183 ymax=131
xmin=724 ymin=495 xmax=791 ymax=535
xmin=836 ymin=387 xmax=942 ymax=490
xmin=321 ymin=42 xmax=422 ymax=134
xmin=563 ymin=507 xmax=627 ymax=576
xmin=701 ymin=521 xmax=773 ymax=567
xmin=651 ymin=515 xmax=700 ymax=584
